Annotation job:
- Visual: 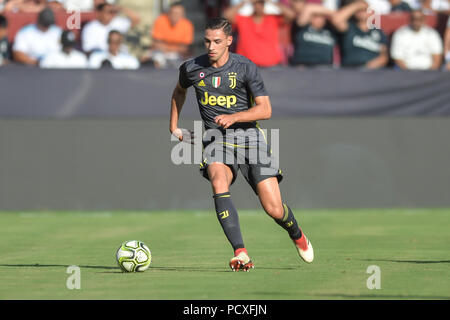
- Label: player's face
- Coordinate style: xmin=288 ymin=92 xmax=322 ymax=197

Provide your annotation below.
xmin=108 ymin=33 xmax=123 ymax=55
xmin=410 ymin=11 xmax=425 ymax=31
xmin=204 ymin=28 xmax=233 ymax=63
xmin=168 ymin=5 xmax=184 ymax=25
xmin=310 ymin=14 xmax=326 ymax=30
xmin=98 ymin=5 xmax=117 ymax=25
xmin=253 ymin=1 xmax=265 ymax=16
xmin=354 ymin=8 xmax=370 ymax=23
xmin=0 ymin=27 xmax=6 ymax=40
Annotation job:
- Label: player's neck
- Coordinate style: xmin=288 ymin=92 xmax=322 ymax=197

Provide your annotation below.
xmin=209 ymin=51 xmax=230 ymax=69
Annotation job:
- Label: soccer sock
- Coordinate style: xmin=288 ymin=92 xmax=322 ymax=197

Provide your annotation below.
xmin=213 ymin=192 xmax=245 ymax=252
xmin=274 ymin=203 xmax=303 ymax=240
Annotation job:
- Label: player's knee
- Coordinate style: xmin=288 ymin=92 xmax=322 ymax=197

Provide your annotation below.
xmin=264 ymin=204 xmax=284 ymax=220
xmin=210 ymin=176 xmax=229 ymax=194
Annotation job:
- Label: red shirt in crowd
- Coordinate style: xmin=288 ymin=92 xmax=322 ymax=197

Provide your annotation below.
xmin=234 ymin=15 xmax=283 ymax=67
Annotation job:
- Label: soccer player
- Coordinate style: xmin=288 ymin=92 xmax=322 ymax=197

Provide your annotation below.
xmin=169 ymin=18 xmax=313 ymax=271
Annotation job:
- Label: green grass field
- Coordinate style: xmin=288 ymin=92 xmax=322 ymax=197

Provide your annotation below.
xmin=0 ymin=209 xmax=449 ymax=300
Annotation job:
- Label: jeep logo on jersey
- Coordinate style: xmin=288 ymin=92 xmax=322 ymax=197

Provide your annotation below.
xmin=212 ymin=76 xmax=221 ymax=88
xmin=200 ymin=92 xmax=237 ymax=108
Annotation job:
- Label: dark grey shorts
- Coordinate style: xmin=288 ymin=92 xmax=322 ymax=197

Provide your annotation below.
xmin=199 ymin=126 xmax=283 ymax=194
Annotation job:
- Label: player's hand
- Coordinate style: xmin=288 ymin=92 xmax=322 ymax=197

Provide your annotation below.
xmin=214 ymin=114 xmax=238 ymax=129
xmin=171 ymin=128 xmax=195 ymax=144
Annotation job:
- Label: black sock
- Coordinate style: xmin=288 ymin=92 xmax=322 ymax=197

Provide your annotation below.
xmin=213 ymin=192 xmax=245 ymax=252
xmin=274 ymin=203 xmax=302 ymax=240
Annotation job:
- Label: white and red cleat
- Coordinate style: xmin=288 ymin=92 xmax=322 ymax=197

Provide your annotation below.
xmin=293 ymin=232 xmax=314 ymax=263
xmin=229 ymin=248 xmax=254 ymax=272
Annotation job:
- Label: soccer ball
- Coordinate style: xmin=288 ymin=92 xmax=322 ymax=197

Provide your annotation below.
xmin=116 ymin=240 xmax=152 ymax=272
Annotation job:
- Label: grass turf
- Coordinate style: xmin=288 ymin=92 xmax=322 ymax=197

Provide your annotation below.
xmin=0 ymin=209 xmax=449 ymax=300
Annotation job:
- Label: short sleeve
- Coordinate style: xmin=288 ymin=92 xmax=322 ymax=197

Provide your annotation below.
xmin=151 ymin=15 xmax=165 ymax=40
xmin=178 ymin=61 xmax=192 ymax=89
xmin=181 ymin=20 xmax=194 ymax=45
xmin=428 ymin=29 xmax=443 ymax=54
xmin=390 ymin=30 xmax=404 ymax=60
xmin=12 ymin=28 xmax=29 ymax=54
xmin=81 ymin=22 xmax=98 ymax=52
xmin=379 ymin=30 xmax=388 ymax=46
xmin=245 ymin=61 xmax=268 ymax=97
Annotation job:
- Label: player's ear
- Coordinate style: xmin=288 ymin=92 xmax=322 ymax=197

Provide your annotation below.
xmin=227 ymin=35 xmax=233 ymax=47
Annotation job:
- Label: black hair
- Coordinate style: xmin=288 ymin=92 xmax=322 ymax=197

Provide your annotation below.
xmin=205 ymin=17 xmax=232 ymax=36
xmin=0 ymin=14 xmax=8 ymax=29
xmin=96 ymin=3 xmax=110 ymax=11
xmin=107 ymin=29 xmax=122 ymax=43
xmin=100 ymin=59 xmax=113 ymax=68
xmin=170 ymin=1 xmax=184 ymax=8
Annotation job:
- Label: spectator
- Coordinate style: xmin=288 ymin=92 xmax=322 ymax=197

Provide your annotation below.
xmin=46 ymin=0 xmax=65 ymax=11
xmin=65 ymin=0 xmax=107 ymax=12
xmin=81 ymin=2 xmax=140 ymax=54
xmin=444 ymin=14 xmax=450 ymax=70
xmin=290 ymin=1 xmax=337 ymax=67
xmin=420 ymin=0 xmax=450 ymax=14
xmin=332 ymin=0 xmax=388 ymax=69
xmin=143 ymin=1 xmax=194 ymax=68
xmin=0 ymin=14 xmax=9 ymax=65
xmin=89 ymin=29 xmax=140 ymax=69
xmin=40 ymin=30 xmax=89 ymax=68
xmin=12 ymin=7 xmax=62 ymax=65
xmin=229 ymin=0 xmax=285 ymax=15
xmin=389 ymin=0 xmax=412 ymax=12
xmin=390 ymin=9 xmax=443 ymax=70
xmin=322 ymin=0 xmax=339 ymax=10
xmin=365 ymin=0 xmax=391 ymax=14
xmin=224 ymin=0 xmax=296 ymax=67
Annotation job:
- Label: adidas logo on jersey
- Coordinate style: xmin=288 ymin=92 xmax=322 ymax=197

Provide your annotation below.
xmin=198 ymin=80 xmax=206 ymax=87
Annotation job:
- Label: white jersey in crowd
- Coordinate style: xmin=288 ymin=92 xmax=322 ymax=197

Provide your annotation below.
xmin=390 ymin=25 xmax=443 ymax=70
xmin=366 ymin=0 xmax=449 ymax=13
xmin=81 ymin=16 xmax=131 ymax=52
xmin=13 ymin=24 xmax=62 ymax=60
xmin=89 ymin=51 xmax=140 ymax=70
xmin=62 ymin=0 xmax=117 ymax=12
xmin=40 ymin=49 xmax=88 ymax=69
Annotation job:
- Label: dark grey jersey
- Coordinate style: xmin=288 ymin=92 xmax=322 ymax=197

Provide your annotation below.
xmin=179 ymin=53 xmax=268 ymax=130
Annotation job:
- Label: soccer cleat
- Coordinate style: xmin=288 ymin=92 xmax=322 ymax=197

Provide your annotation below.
xmin=293 ymin=232 xmax=314 ymax=263
xmin=229 ymin=248 xmax=254 ymax=272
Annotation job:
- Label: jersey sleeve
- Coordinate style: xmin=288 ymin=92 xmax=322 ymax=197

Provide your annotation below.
xmin=12 ymin=28 xmax=30 ymax=54
xmin=178 ymin=61 xmax=192 ymax=89
xmin=245 ymin=60 xmax=268 ymax=97
xmin=379 ymin=30 xmax=388 ymax=46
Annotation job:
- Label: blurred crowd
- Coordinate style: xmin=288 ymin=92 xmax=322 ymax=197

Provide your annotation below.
xmin=1 ymin=0 xmax=450 ymax=70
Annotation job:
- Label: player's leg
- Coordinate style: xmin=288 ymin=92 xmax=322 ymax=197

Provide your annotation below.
xmin=207 ymin=162 xmax=254 ymax=271
xmin=256 ymin=177 xmax=314 ymax=263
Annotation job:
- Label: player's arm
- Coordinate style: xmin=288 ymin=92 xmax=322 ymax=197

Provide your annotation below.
xmin=170 ymin=81 xmax=195 ymax=143
xmin=223 ymin=0 xmax=249 ymax=24
xmin=12 ymin=50 xmax=38 ymax=65
xmin=214 ymin=95 xmax=272 ymax=129
xmin=331 ymin=0 xmax=368 ymax=32
xmin=430 ymin=53 xmax=443 ymax=70
xmin=271 ymin=0 xmax=296 ymax=22
xmin=298 ymin=4 xmax=334 ymax=27
xmin=365 ymin=45 xmax=388 ymax=69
